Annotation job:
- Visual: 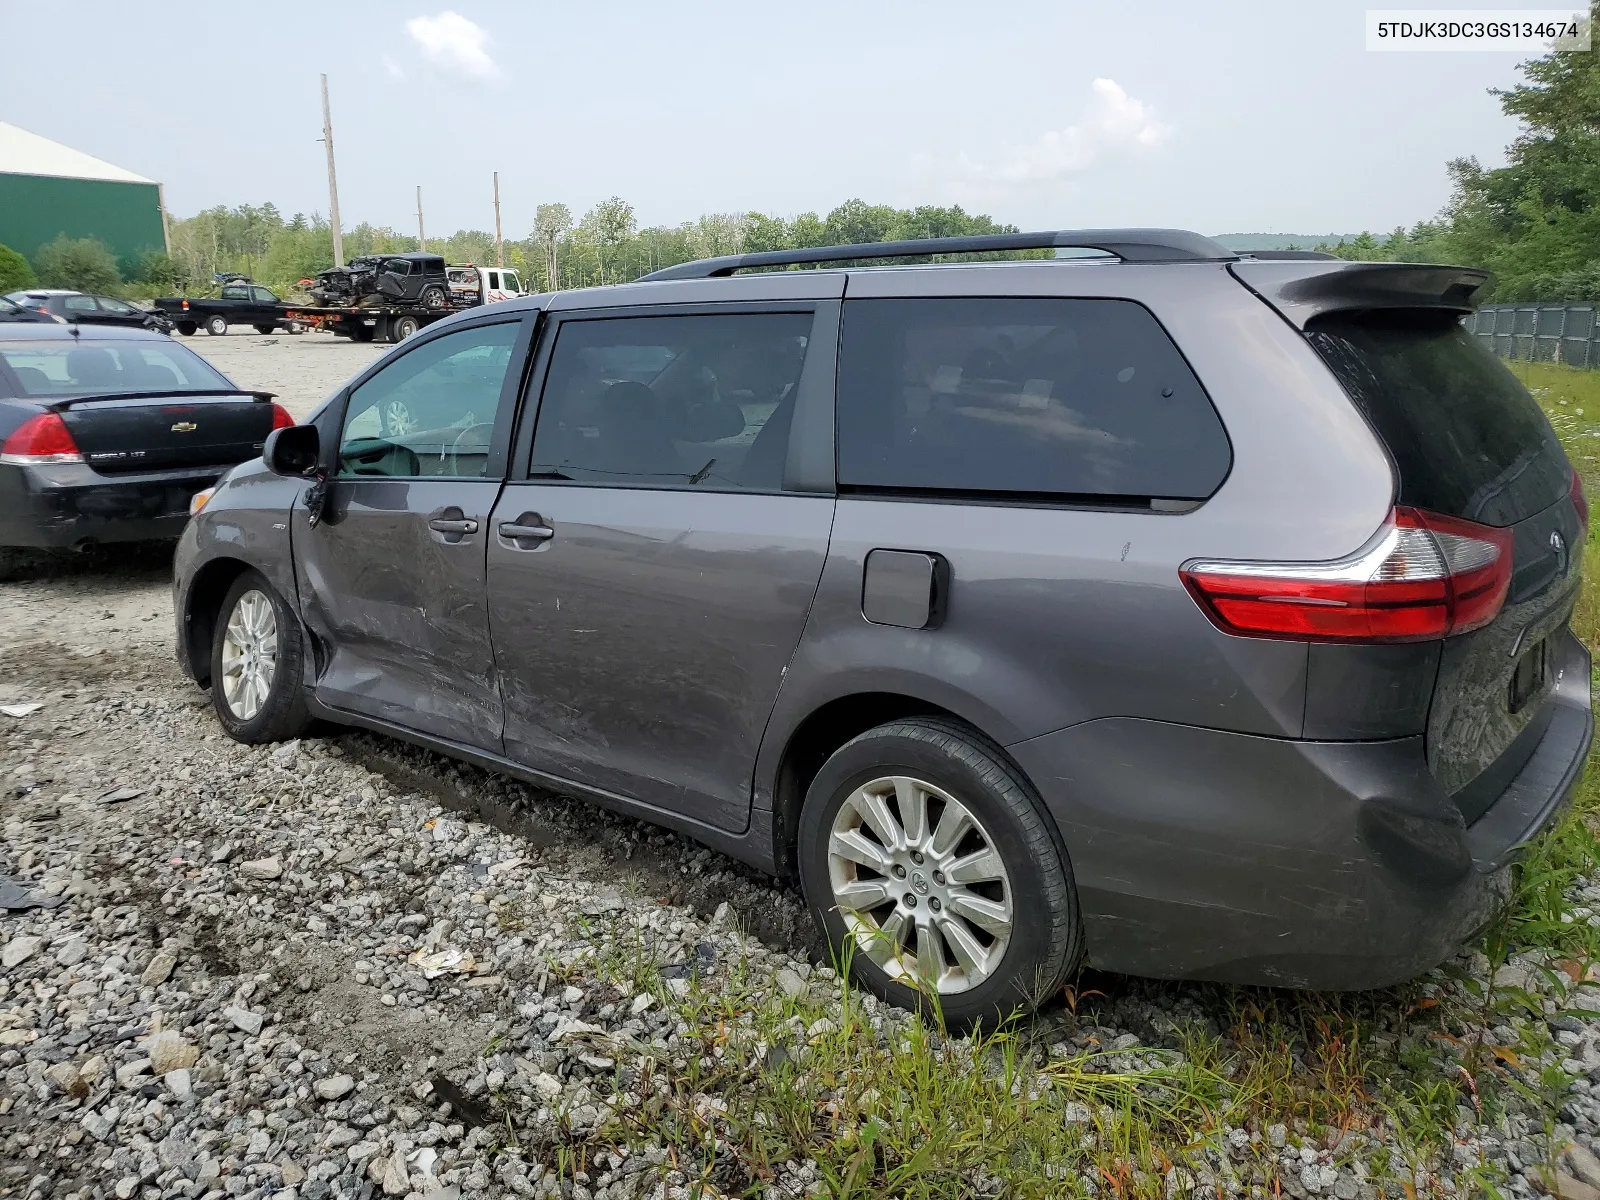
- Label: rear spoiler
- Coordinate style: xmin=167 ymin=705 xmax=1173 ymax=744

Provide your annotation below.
xmin=45 ymin=388 xmax=277 ymax=411
xmin=1229 ymin=260 xmax=1492 ymax=329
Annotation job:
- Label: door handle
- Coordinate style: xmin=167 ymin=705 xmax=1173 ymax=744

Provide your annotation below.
xmin=499 ymin=519 xmax=555 ymax=544
xmin=428 ymin=518 xmax=479 ymax=535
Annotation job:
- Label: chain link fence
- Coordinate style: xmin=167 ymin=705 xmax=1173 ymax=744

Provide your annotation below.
xmin=1463 ymin=303 xmax=1600 ymax=368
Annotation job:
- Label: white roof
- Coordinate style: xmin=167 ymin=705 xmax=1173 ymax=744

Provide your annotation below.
xmin=0 ymin=122 xmax=154 ymax=185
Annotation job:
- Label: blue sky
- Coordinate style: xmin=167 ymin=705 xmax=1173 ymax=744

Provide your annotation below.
xmin=0 ymin=1 xmax=1545 ymax=238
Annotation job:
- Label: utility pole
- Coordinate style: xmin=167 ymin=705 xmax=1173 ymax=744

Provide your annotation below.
xmin=493 ymin=172 xmax=504 ymax=268
xmin=416 ymin=185 xmax=426 ymax=253
xmin=320 ymin=74 xmax=344 ymax=268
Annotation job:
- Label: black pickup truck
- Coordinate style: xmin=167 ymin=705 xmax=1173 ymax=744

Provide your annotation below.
xmin=154 ymin=284 xmax=288 ymax=337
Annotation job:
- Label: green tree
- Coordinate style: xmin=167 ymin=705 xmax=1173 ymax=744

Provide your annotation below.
xmin=823 ymin=199 xmax=899 ymax=246
xmin=579 ymin=197 xmax=637 ymax=284
xmin=743 ymin=212 xmax=789 ymax=254
xmin=32 ymin=235 xmax=120 ymax=293
xmin=133 ymin=251 xmax=184 ymax=289
xmin=533 ymin=203 xmax=571 ymax=290
xmin=0 ymin=244 xmax=36 ymax=292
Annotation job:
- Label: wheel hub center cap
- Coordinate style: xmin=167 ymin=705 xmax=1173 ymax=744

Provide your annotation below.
xmin=910 ymin=870 xmax=930 ymax=896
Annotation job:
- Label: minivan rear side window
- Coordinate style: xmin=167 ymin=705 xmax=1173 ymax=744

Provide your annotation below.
xmin=835 ymin=298 xmax=1231 ymax=501
xmin=1305 ymin=310 xmax=1569 ymax=526
xmin=529 ymin=312 xmax=811 ymax=491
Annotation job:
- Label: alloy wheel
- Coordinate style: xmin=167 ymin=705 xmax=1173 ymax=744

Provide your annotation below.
xmin=384 ymin=400 xmax=416 ymax=436
xmin=827 ymin=774 xmax=1013 ymax=994
xmin=219 ymin=590 xmax=278 ymax=721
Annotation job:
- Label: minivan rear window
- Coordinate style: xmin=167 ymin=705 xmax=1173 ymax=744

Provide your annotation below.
xmin=835 ymin=297 xmax=1231 ymax=502
xmin=1305 ymin=310 xmax=1569 ymax=526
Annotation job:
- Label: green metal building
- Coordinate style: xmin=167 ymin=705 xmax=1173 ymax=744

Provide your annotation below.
xmin=0 ymin=122 xmax=167 ymax=270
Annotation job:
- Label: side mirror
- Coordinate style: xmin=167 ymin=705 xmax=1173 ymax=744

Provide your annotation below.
xmin=263 ymin=424 xmax=320 ymax=477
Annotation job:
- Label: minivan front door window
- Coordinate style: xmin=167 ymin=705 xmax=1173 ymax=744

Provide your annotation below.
xmin=339 ymin=321 xmax=519 ymax=477
xmin=295 ymin=318 xmax=528 ymax=752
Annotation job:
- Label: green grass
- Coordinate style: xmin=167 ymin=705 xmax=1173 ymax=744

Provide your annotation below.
xmin=472 ymin=359 xmax=1600 ymax=1198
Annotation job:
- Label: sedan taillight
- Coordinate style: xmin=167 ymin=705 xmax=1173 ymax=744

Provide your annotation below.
xmin=0 ymin=413 xmax=84 ymax=465
xmin=1182 ymin=507 xmax=1513 ymax=644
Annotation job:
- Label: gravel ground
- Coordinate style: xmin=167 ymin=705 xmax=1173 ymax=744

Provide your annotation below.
xmin=176 ymin=330 xmax=385 ymax=422
xmin=8 ymin=563 xmax=1600 ymax=1200
xmin=5 ymin=335 xmax=1600 ymax=1197
xmin=0 ymin=559 xmax=833 ymax=1199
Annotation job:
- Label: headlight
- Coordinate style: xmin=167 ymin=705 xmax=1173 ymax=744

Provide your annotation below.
xmin=189 ymin=487 xmax=217 ymax=516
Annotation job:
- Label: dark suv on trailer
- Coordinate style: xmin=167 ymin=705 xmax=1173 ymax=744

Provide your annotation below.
xmin=171 ymin=229 xmax=1593 ymax=1024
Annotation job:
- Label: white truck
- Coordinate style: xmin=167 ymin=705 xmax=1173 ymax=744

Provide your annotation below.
xmin=447 ymin=265 xmax=525 ymax=307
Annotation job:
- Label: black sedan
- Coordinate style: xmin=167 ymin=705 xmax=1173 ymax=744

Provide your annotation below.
xmin=0 ymin=296 xmax=60 ymax=324
xmin=0 ymin=325 xmax=292 ymax=579
xmin=6 ymin=289 xmax=171 ymax=333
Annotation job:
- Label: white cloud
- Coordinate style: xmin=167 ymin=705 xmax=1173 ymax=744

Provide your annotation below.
xmin=405 ymin=11 xmax=500 ymax=79
xmin=382 ymin=54 xmax=405 ymax=80
xmin=951 ymin=78 xmax=1171 ymax=185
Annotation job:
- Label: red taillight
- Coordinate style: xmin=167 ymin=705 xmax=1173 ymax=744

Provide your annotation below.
xmin=1182 ymin=506 xmax=1513 ymax=644
xmin=181 ymin=299 xmax=189 ymax=311
xmin=0 ymin=413 xmax=84 ymax=465
xmin=269 ymin=404 xmax=294 ymax=431
xmin=1571 ymin=468 xmax=1589 ymax=531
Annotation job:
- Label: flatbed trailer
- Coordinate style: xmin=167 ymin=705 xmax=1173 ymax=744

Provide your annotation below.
xmin=276 ymin=304 xmax=456 ymax=344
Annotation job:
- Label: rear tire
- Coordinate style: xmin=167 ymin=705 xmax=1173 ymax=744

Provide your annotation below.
xmin=205 ymin=315 xmax=228 ymax=336
xmin=392 ymin=315 xmax=420 ymax=342
xmin=420 ymin=286 xmax=446 ymax=311
xmin=350 ymin=325 xmax=375 ymax=343
xmin=796 ymin=717 xmax=1081 ymax=1028
xmin=253 ymin=324 xmax=275 ymax=335
xmin=176 ymin=322 xmax=197 ymax=336
xmin=209 ymin=570 xmax=312 ymax=744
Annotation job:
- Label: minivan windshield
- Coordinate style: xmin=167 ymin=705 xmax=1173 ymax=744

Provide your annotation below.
xmin=1305 ymin=310 xmax=1570 ymax=526
xmin=0 ymin=340 xmax=236 ymax=399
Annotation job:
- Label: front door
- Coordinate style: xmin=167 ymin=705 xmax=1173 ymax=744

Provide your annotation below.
xmin=294 ymin=316 xmax=530 ymax=751
xmin=486 ymin=305 xmax=836 ymax=832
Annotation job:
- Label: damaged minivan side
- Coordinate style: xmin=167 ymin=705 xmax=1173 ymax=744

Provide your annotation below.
xmin=172 ymin=230 xmax=1593 ymax=1026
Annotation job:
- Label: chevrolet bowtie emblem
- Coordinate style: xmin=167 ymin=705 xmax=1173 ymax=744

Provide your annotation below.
xmin=171 ymin=421 xmax=197 ymax=433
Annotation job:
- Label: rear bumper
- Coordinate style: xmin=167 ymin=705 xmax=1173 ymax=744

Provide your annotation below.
xmin=0 ymin=460 xmax=223 ymax=549
xmin=1009 ymin=631 xmax=1593 ymax=990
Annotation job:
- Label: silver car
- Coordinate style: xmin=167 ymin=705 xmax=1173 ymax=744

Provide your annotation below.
xmin=172 ymin=229 xmax=1593 ymax=1025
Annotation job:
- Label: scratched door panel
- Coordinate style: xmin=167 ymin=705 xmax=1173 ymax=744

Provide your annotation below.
xmin=485 ymin=484 xmax=833 ymax=832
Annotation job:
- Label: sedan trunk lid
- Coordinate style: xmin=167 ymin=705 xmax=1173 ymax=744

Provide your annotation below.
xmin=53 ymin=391 xmax=285 ymax=473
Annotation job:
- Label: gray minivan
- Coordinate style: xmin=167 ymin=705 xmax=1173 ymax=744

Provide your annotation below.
xmin=172 ymin=229 xmax=1593 ymax=1024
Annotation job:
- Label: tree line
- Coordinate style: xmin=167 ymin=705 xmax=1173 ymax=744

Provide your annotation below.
xmin=0 ymin=198 xmax=1023 ymax=301
xmin=155 ymin=198 xmax=1021 ymax=297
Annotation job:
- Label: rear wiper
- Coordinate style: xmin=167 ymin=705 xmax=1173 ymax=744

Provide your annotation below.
xmin=45 ymin=388 xmax=276 ymax=410
xmin=688 ymin=458 xmax=717 ymax=485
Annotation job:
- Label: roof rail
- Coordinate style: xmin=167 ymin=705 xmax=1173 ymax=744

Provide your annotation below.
xmin=1237 ymin=249 xmax=1340 ymax=261
xmin=637 ymin=228 xmax=1236 ymax=281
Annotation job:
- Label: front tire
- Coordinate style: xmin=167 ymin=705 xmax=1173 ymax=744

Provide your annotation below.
xmin=205 ymin=315 xmax=228 ymax=336
xmin=797 ymin=718 xmax=1081 ymax=1028
xmin=391 ymin=315 xmax=420 ymax=342
xmin=210 ymin=570 xmax=311 ymax=743
xmin=176 ymin=322 xmax=197 ymax=336
xmin=253 ymin=324 xmax=276 ymax=335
